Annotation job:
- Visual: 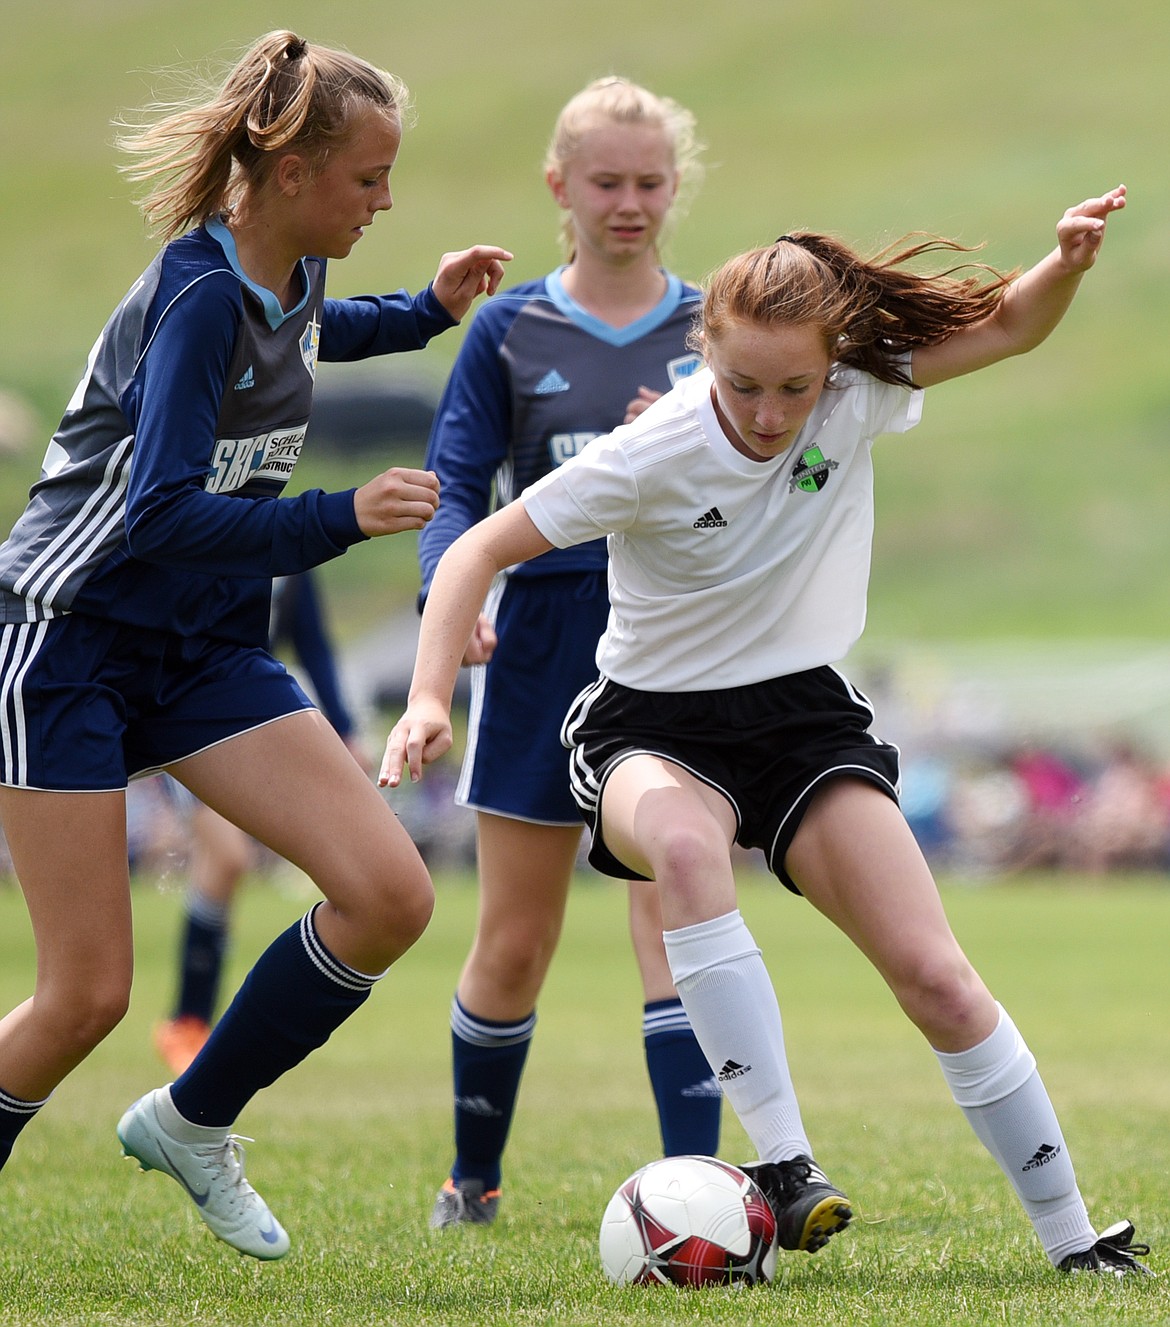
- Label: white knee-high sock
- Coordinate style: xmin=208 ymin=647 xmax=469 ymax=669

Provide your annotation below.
xmin=663 ymin=910 xmax=811 ymax=1163
xmin=935 ymin=1003 xmax=1095 ymax=1264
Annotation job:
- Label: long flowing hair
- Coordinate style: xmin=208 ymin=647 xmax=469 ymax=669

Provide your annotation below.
xmin=695 ymin=231 xmax=1019 ymax=387
xmin=116 ymin=31 xmax=411 ymax=241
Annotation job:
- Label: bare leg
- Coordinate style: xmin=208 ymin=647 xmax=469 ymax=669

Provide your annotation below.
xmin=174 ymin=710 xmax=433 ymax=973
xmin=0 ymin=788 xmax=133 ymax=1101
xmin=187 ymin=802 xmax=254 ymax=906
xmin=456 ymin=813 xmax=580 ymax=1018
xmin=787 ymin=778 xmax=1098 ymax=1264
xmin=785 ymin=778 xmax=997 ymax=1050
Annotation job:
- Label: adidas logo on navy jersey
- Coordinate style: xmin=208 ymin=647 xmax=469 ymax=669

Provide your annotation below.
xmin=693 ymin=506 xmax=728 ymax=529
xmin=234 ymin=365 xmax=255 ymax=391
xmin=535 ymin=368 xmax=571 ymax=395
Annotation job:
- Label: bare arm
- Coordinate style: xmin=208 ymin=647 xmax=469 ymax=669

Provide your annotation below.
xmin=379 ymin=502 xmax=554 ymax=787
xmin=913 ymin=185 xmax=1126 ymax=389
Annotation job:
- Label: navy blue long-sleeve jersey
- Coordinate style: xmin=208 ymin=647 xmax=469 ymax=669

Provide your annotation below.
xmin=0 ymin=217 xmax=454 ymax=645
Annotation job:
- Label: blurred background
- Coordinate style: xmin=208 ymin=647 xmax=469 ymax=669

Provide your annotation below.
xmin=1 ymin=0 xmax=1168 ymax=876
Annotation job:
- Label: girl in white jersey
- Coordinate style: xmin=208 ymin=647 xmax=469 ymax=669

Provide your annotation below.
xmin=383 ymin=186 xmax=1153 ymax=1276
xmin=0 ymin=31 xmax=509 ymax=1261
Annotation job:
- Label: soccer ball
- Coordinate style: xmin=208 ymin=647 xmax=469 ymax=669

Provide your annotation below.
xmin=598 ymin=1155 xmax=777 ymax=1287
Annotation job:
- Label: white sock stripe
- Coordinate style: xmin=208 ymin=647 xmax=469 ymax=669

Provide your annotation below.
xmin=449 ymin=997 xmax=536 ymax=1048
xmin=299 ymin=906 xmax=386 ymax=991
xmin=0 ymin=1085 xmax=51 ymax=1113
xmin=642 ymin=1006 xmax=695 ymax=1037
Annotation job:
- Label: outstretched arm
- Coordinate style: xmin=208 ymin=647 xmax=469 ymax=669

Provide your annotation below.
xmin=379 ymin=502 xmax=553 ymax=787
xmin=913 ymin=185 xmax=1126 ymax=388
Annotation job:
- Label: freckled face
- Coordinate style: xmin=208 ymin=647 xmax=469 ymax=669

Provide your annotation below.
xmin=292 ymin=111 xmax=402 ymax=260
xmin=706 ymin=320 xmax=832 ymax=461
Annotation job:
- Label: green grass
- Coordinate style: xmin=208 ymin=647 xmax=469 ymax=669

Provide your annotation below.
xmin=1 ymin=0 xmax=1169 ymax=640
xmin=1 ymin=869 xmax=1168 ymax=1324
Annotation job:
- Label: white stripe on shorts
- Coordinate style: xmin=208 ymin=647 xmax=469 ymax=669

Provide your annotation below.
xmin=0 ymin=621 xmax=50 ymax=786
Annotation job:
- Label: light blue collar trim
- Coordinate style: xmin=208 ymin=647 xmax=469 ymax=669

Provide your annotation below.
xmin=206 ymin=217 xmax=310 ymax=331
xmin=544 ymin=267 xmax=687 ymax=346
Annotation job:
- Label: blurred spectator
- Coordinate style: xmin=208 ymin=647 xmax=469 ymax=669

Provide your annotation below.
xmin=1005 ymin=743 xmax=1088 ymax=870
xmin=1072 ymin=739 xmax=1168 ymax=874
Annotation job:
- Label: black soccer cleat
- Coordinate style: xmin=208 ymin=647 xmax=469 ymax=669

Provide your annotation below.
xmin=1058 ymin=1220 xmax=1153 ymax=1277
xmin=741 ymin=1154 xmax=852 ymax=1253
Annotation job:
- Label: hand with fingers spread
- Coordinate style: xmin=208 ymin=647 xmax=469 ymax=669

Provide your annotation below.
xmin=353 ymin=467 xmax=440 ymax=537
xmin=432 ymin=245 xmax=514 ymax=321
xmin=1056 ymin=184 xmax=1126 ymax=273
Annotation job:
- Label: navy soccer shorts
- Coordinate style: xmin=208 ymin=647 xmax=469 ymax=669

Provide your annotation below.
xmin=561 ymin=664 xmax=902 ymax=893
xmin=0 ymin=614 xmax=313 ymax=791
xmin=459 ymin=570 xmax=608 ymax=825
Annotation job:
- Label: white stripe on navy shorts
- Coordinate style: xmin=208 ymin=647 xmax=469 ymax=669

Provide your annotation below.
xmin=0 ymin=613 xmax=313 ymax=791
xmin=458 ymin=570 xmax=608 ymax=825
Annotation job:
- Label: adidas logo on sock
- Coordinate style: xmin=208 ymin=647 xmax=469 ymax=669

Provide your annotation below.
xmin=681 ymin=1076 xmax=724 ymax=1099
xmin=717 ymin=1059 xmax=750 ymax=1082
xmin=693 ymin=506 xmax=728 ymax=529
xmin=1022 ymin=1142 xmax=1062 ymax=1172
xmin=454 ymin=1094 xmax=503 ymax=1119
xmin=535 ymin=369 xmax=570 ymax=395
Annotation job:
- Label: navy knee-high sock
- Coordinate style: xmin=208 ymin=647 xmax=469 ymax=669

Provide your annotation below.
xmin=173 ymin=891 xmax=229 ymax=1023
xmin=449 ymin=997 xmax=535 ymax=1191
xmin=170 ymin=904 xmax=382 ymax=1128
xmin=0 ymin=1085 xmax=51 ymax=1172
xmin=643 ymin=997 xmax=723 ymax=1156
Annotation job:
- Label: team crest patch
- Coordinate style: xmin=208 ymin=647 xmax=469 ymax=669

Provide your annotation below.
xmin=667 ymin=353 xmax=702 ymax=385
xmin=300 ymin=317 xmax=320 ymax=379
xmin=788 ymin=444 xmax=839 ymax=493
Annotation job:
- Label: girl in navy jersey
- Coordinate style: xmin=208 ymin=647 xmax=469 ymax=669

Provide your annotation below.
xmin=0 ymin=30 xmax=508 ymax=1260
xmin=416 ymin=77 xmax=720 ymax=1230
xmin=385 ymin=187 xmax=1152 ymax=1275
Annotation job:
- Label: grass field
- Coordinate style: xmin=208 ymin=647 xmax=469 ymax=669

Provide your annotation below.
xmin=1 ymin=868 xmax=1168 ymax=1325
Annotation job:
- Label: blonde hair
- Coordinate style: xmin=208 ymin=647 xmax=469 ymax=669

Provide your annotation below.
xmin=116 ymin=31 xmax=412 ymax=241
xmin=696 ymin=232 xmax=1018 ymax=387
xmin=543 ymin=76 xmax=704 ymax=259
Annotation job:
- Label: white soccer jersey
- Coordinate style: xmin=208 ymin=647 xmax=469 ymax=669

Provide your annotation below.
xmin=522 ymin=363 xmax=922 ymax=690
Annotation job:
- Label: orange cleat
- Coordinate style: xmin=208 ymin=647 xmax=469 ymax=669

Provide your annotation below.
xmin=152 ymin=1016 xmax=211 ymax=1076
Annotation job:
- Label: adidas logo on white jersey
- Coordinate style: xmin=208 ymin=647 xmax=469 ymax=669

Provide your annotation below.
xmin=693 ymin=506 xmax=728 ymax=529
xmin=535 ymin=368 xmax=571 ymax=395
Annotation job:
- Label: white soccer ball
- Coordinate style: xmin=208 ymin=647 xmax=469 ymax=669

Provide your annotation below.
xmin=599 ymin=1154 xmax=778 ymax=1287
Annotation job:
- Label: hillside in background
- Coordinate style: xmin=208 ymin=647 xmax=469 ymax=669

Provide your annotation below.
xmin=1 ymin=1 xmax=1168 ymax=747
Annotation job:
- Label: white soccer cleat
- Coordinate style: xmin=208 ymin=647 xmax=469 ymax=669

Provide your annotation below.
xmin=117 ymin=1087 xmax=290 ymax=1260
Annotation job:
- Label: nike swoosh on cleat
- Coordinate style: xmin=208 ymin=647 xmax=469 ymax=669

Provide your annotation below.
xmin=157 ymin=1141 xmax=211 ymax=1207
xmin=259 ymin=1220 xmax=282 ymax=1244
